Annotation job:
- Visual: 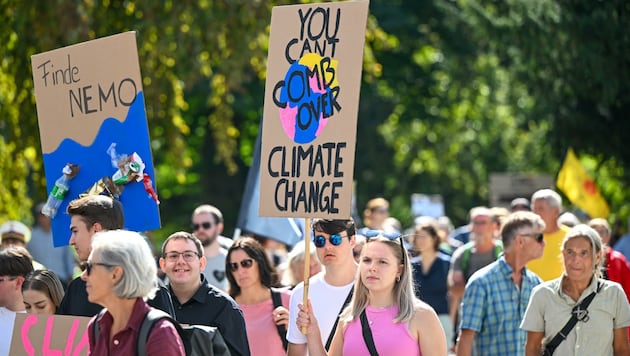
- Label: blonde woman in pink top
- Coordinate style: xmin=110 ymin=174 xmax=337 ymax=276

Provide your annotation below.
xmin=227 ymin=237 xmax=291 ymax=356
xmin=297 ymin=231 xmax=447 ymax=355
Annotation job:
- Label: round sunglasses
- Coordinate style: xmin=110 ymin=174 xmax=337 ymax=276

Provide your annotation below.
xmin=313 ymin=233 xmax=346 ymax=248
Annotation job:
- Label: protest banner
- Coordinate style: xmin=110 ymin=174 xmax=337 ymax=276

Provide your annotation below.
xmin=31 ymin=32 xmax=160 ymax=246
xmin=10 ymin=313 xmax=90 ymax=356
xmin=260 ymin=1 xmax=369 ymax=219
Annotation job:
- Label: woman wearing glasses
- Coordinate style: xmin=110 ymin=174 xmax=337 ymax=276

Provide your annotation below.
xmin=521 ymin=224 xmax=630 ymax=355
xmin=296 ymin=230 xmax=447 ymax=355
xmin=226 ymin=237 xmax=291 ymax=356
xmin=83 ymin=230 xmax=185 ymax=355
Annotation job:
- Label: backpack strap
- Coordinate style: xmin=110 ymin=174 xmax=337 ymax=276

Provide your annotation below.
xmin=137 ymin=309 xmax=180 ymax=356
xmin=270 ymin=288 xmax=288 ymax=351
xmin=460 ymin=241 xmax=475 ymax=274
xmin=493 ymin=241 xmax=503 ymax=258
xmin=92 ymin=308 xmax=108 ymax=343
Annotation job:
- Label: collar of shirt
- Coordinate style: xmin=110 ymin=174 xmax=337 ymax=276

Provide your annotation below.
xmin=555 ymin=274 xmax=599 ymax=303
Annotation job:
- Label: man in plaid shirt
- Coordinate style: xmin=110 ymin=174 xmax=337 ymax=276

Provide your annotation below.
xmin=456 ymin=211 xmax=546 ymax=356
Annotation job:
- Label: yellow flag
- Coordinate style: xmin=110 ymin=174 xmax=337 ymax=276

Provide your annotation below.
xmin=556 ymin=148 xmax=610 ymax=218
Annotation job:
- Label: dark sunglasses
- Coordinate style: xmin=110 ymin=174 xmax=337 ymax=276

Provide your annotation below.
xmin=313 ymin=233 xmax=345 ymax=248
xmin=521 ymin=232 xmax=544 ymax=243
xmin=192 ymin=221 xmax=213 ymax=231
xmin=81 ymin=261 xmax=115 ymax=276
xmin=363 ymin=229 xmax=407 ymax=264
xmin=228 ymin=258 xmax=254 ymax=271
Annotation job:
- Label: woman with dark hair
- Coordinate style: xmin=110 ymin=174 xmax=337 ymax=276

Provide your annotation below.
xmin=410 ymin=221 xmax=453 ymax=351
xmin=22 ymin=269 xmax=65 ymax=315
xmin=226 ymin=237 xmax=291 ymax=356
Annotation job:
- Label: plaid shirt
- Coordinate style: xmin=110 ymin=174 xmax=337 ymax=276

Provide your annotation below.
xmin=460 ymin=257 xmax=542 ymax=356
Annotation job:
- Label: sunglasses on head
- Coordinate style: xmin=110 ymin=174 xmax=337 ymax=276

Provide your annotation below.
xmin=192 ymin=221 xmax=212 ymax=231
xmin=313 ymin=233 xmax=345 ymax=248
xmin=228 ymin=258 xmax=254 ymax=271
xmin=81 ymin=261 xmax=115 ymax=276
xmin=363 ymin=229 xmax=407 ymax=264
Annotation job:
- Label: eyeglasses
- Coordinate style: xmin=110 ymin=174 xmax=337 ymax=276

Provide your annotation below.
xmin=363 ymin=230 xmax=407 ymax=264
xmin=164 ymin=250 xmax=200 ymax=262
xmin=81 ymin=261 xmax=116 ymax=276
xmin=0 ymin=276 xmax=17 ymax=283
xmin=520 ymin=232 xmax=544 ymax=243
xmin=313 ymin=233 xmax=346 ymax=248
xmin=192 ymin=221 xmax=213 ymax=231
xmin=228 ymin=259 xmax=254 ymax=271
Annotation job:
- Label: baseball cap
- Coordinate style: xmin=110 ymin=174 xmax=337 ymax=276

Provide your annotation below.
xmin=510 ymin=198 xmax=531 ymax=211
xmin=0 ymin=220 xmax=31 ymax=244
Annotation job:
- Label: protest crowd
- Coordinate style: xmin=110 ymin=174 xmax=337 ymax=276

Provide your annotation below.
xmin=1 ymin=3 xmax=629 ymax=356
xmin=1 ymin=190 xmax=629 ymax=355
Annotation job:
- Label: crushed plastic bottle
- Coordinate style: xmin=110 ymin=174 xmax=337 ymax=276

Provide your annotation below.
xmin=42 ymin=164 xmax=79 ymax=218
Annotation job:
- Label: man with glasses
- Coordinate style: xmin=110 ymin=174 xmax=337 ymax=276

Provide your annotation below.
xmin=456 ymin=211 xmax=545 ymax=356
xmin=0 ymin=246 xmax=34 ymax=355
xmin=287 ymin=219 xmax=358 ymax=356
xmin=149 ymin=231 xmax=250 ymax=356
xmin=57 ymin=195 xmax=124 ymax=316
xmin=191 ymin=204 xmax=231 ymax=290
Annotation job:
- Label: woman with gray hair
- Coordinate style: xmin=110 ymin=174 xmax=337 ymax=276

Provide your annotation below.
xmin=521 ymin=224 xmax=630 ymax=355
xmin=83 ymin=230 xmax=184 ymax=355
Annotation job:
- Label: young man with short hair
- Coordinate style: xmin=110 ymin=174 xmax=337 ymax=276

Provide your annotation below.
xmin=287 ymin=219 xmax=358 ymax=356
xmin=57 ymin=195 xmax=124 ymax=316
xmin=0 ymin=246 xmax=35 ymax=355
xmin=149 ymin=231 xmax=250 ymax=356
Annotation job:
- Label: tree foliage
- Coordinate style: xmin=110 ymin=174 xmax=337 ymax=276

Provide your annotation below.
xmin=1 ymin=0 xmax=628 ymax=240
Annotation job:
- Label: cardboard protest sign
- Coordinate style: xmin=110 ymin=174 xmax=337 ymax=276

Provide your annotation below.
xmin=260 ymin=1 xmax=369 ymax=218
xmin=10 ymin=313 xmax=90 ymax=356
xmin=31 ymin=32 xmax=160 ymax=246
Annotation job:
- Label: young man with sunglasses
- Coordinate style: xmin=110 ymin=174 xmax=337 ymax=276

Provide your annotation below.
xmin=287 ymin=219 xmax=358 ymax=356
xmin=456 ymin=211 xmax=546 ymax=356
xmin=191 ymin=204 xmax=231 ymax=290
xmin=57 ymin=195 xmax=124 ymax=317
xmin=149 ymin=231 xmax=250 ymax=356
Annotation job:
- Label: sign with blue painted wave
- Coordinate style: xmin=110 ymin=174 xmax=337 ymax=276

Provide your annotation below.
xmin=31 ymin=32 xmax=160 ymax=246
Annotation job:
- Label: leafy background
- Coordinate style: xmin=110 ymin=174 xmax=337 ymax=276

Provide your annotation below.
xmin=1 ymin=0 xmax=628 ymax=245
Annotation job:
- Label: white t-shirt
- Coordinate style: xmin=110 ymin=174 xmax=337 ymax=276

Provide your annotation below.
xmin=0 ymin=307 xmax=19 ymax=355
xmin=287 ymin=272 xmax=354 ymax=346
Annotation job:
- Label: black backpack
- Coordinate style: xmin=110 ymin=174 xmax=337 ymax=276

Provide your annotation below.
xmin=93 ymin=308 xmax=231 ymax=356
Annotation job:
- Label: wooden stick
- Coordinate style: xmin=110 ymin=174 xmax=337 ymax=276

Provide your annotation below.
xmin=301 ymin=217 xmax=311 ymax=334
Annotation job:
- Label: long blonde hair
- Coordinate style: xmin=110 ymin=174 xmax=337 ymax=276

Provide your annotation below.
xmin=340 ymin=234 xmax=415 ymax=323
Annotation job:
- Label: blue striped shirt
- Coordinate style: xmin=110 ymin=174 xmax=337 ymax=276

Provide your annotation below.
xmin=460 ymin=257 xmax=542 ymax=356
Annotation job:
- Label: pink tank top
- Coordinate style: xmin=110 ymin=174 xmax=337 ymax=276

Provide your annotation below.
xmin=343 ymin=305 xmax=421 ymax=356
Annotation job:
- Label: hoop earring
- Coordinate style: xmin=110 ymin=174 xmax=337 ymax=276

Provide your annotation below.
xmin=396 ymin=275 xmax=400 ymax=283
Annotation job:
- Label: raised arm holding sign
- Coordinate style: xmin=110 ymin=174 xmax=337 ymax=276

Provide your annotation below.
xmin=259 ymin=1 xmax=369 ymax=354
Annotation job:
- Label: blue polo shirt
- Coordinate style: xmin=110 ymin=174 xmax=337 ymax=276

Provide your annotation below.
xmin=412 ymin=252 xmax=451 ymax=314
xmin=460 ymin=257 xmax=542 ymax=356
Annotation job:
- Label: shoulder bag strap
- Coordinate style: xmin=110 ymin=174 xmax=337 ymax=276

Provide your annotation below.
xmin=360 ymin=309 xmax=379 ymax=356
xmin=543 ymin=281 xmax=601 ymax=355
xmin=270 ymin=288 xmax=288 ymax=350
xmin=325 ymin=286 xmax=354 ymax=351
